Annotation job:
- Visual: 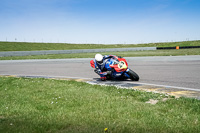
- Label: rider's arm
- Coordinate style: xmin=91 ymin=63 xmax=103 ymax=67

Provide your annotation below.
xmin=93 ymin=60 xmax=102 ymax=74
xmin=94 ymin=67 xmax=101 ymax=75
xmin=94 ymin=60 xmax=108 ymax=79
xmin=91 ymin=59 xmax=102 ymax=74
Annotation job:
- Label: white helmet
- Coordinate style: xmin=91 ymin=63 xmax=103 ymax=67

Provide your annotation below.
xmin=95 ymin=54 xmax=103 ymax=64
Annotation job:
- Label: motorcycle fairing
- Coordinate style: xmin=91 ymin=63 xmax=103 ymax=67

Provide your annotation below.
xmin=109 ymin=58 xmax=128 ymax=72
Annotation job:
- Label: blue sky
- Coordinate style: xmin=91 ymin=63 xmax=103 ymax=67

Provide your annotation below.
xmin=0 ymin=0 xmax=200 ymax=44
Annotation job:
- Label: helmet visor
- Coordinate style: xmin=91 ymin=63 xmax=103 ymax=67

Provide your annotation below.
xmin=97 ymin=60 xmax=103 ymax=64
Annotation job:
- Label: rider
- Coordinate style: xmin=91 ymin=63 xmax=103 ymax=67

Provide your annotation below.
xmin=90 ymin=53 xmax=121 ymax=81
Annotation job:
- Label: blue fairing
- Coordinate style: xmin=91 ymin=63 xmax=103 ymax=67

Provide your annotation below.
xmin=104 ymin=58 xmax=130 ymax=79
xmin=104 ymin=58 xmax=113 ymax=71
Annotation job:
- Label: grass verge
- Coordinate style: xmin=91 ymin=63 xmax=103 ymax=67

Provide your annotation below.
xmin=0 ymin=48 xmax=200 ymax=60
xmin=0 ymin=40 xmax=200 ymax=51
xmin=0 ymin=77 xmax=200 ymax=133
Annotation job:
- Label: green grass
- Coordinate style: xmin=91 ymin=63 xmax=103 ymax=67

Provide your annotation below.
xmin=0 ymin=77 xmax=200 ymax=133
xmin=0 ymin=40 xmax=200 ymax=51
xmin=0 ymin=48 xmax=200 ymax=60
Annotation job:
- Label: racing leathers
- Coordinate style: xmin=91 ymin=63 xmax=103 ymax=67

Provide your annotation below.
xmin=90 ymin=55 xmax=120 ymax=81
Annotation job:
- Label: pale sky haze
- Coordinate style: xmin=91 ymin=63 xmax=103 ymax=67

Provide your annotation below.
xmin=0 ymin=0 xmax=200 ymax=44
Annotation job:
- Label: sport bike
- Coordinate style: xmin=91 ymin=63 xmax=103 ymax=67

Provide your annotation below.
xmin=90 ymin=57 xmax=139 ymax=81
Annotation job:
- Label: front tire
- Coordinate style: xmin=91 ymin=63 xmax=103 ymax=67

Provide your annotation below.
xmin=127 ymin=69 xmax=139 ymax=81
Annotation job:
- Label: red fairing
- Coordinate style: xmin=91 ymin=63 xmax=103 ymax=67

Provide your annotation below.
xmin=90 ymin=60 xmax=95 ymax=68
xmin=110 ymin=58 xmax=128 ymax=72
xmin=111 ymin=65 xmax=123 ymax=72
xmin=119 ymin=58 xmax=128 ymax=66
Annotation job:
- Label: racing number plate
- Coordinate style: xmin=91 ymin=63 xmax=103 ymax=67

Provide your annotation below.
xmin=118 ymin=61 xmax=126 ymax=69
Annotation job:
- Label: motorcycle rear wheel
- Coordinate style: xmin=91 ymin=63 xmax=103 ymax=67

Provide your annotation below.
xmin=127 ymin=69 xmax=139 ymax=81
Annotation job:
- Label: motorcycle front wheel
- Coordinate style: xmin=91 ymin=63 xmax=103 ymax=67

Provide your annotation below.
xmin=127 ymin=69 xmax=139 ymax=81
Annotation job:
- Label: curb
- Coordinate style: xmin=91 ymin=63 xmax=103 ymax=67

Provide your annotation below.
xmin=1 ymin=75 xmax=199 ymax=100
xmin=87 ymin=80 xmax=200 ymax=100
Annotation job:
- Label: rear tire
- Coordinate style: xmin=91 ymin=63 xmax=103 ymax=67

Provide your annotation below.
xmin=127 ymin=69 xmax=139 ymax=81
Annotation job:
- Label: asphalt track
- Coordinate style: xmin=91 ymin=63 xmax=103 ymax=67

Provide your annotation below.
xmin=0 ymin=55 xmax=200 ymax=99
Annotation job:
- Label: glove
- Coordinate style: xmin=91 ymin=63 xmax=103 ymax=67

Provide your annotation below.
xmin=100 ymin=76 xmax=106 ymax=81
xmin=100 ymin=72 xmax=107 ymax=81
xmin=100 ymin=72 xmax=107 ymax=77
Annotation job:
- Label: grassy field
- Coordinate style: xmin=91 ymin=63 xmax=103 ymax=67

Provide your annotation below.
xmin=0 ymin=40 xmax=200 ymax=51
xmin=0 ymin=40 xmax=200 ymax=60
xmin=0 ymin=77 xmax=199 ymax=133
xmin=0 ymin=48 xmax=200 ymax=60
xmin=1 ymin=41 xmax=199 ymax=133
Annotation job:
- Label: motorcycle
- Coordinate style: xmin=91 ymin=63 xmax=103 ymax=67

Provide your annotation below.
xmin=90 ymin=57 xmax=139 ymax=81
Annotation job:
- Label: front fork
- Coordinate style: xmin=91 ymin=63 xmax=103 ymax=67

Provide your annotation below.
xmin=123 ymin=68 xmax=130 ymax=78
xmin=126 ymin=68 xmax=130 ymax=72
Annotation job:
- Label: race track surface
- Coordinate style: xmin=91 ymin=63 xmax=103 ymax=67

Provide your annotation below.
xmin=0 ymin=55 xmax=200 ymax=90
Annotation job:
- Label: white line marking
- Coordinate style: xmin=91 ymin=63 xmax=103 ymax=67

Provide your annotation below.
xmin=126 ymin=81 xmax=200 ymax=92
xmin=1 ymin=74 xmax=199 ymax=92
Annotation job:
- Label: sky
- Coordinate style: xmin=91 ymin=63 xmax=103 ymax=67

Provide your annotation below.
xmin=0 ymin=0 xmax=200 ymax=44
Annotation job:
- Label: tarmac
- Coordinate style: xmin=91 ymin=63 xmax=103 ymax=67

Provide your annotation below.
xmin=0 ymin=55 xmax=200 ymax=100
